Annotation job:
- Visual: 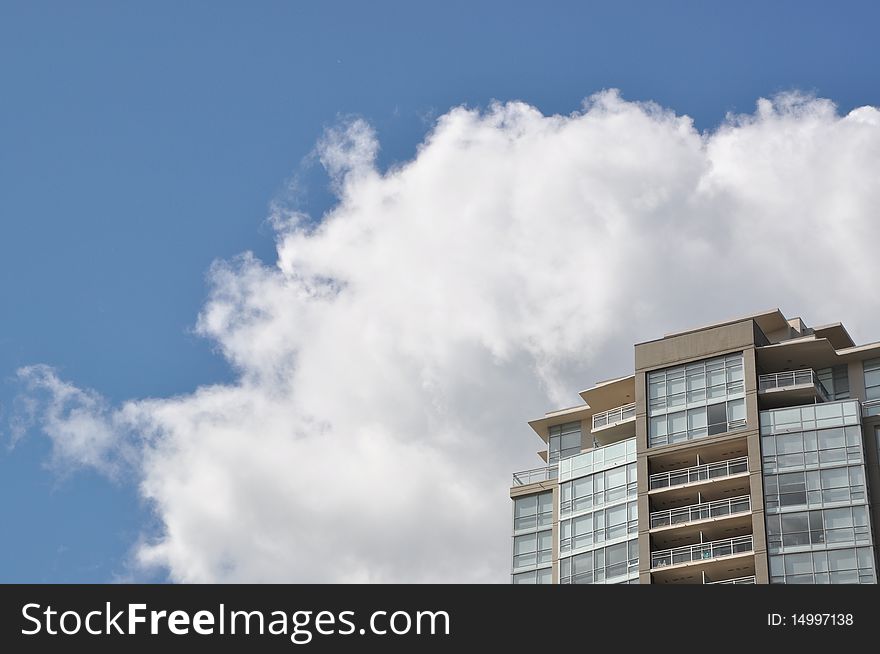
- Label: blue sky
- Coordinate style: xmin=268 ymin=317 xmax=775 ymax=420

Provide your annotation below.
xmin=2 ymin=1 xmax=879 ymax=582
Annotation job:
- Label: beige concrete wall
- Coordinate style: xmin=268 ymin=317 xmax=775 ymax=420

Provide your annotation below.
xmin=743 ymin=347 xmax=769 ymax=583
xmin=848 ymin=360 xmax=867 ymax=402
xmin=635 ymin=320 xmax=757 ymax=371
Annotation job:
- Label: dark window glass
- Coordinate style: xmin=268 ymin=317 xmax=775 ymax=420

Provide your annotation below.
xmin=707 ymin=403 xmax=727 ymax=435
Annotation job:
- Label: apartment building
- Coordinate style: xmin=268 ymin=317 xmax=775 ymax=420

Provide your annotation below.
xmin=510 ymin=309 xmax=880 ymax=584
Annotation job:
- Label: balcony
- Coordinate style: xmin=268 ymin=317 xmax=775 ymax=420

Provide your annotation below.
xmin=591 ymin=402 xmax=636 ymax=438
xmin=706 ymin=575 xmax=756 ymax=585
xmin=649 ymin=456 xmax=749 ymax=492
xmin=758 ymin=369 xmax=829 ymax=408
xmin=650 ymin=495 xmax=751 ymax=530
xmin=512 ymin=465 xmax=558 ymax=486
xmin=651 ymin=535 xmax=753 ymax=570
xmin=864 ymin=399 xmax=880 ymax=418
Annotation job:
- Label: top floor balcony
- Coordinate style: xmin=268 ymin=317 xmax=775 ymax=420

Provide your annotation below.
xmin=864 ymin=399 xmax=880 ymax=418
xmin=512 ymin=465 xmax=558 ymax=487
xmin=591 ymin=402 xmax=636 ymax=438
xmin=758 ymin=369 xmax=830 ymax=408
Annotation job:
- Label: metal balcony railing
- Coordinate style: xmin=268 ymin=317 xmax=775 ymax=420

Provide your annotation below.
xmin=650 ymin=495 xmax=751 ymax=529
xmin=864 ymin=399 xmax=880 ymax=418
xmin=651 ymin=535 xmax=753 ymax=569
xmin=592 ymin=402 xmax=636 ymax=431
xmin=758 ymin=369 xmax=829 ymax=401
xmin=707 ymin=575 xmax=756 ymax=584
xmin=649 ymin=456 xmax=749 ymax=490
xmin=512 ymin=465 xmax=558 ymax=486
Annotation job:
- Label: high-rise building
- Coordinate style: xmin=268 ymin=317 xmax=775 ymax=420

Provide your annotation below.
xmin=510 ymin=309 xmax=880 ymax=584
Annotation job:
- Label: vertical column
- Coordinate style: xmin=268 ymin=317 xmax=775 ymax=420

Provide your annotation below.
xmin=743 ymin=346 xmax=769 ymax=583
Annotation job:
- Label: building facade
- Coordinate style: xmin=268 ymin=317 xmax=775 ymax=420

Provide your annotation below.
xmin=510 ymin=309 xmax=880 ymax=584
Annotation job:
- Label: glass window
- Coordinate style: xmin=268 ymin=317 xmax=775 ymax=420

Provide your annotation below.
xmin=771 ymin=547 xmax=877 ymax=584
xmin=828 ymin=549 xmax=858 ymax=572
xmin=777 ymin=432 xmax=803 ymax=454
xmin=727 ymin=397 xmax=746 ymax=422
xmin=606 ymin=504 xmax=626 ymax=527
xmin=549 ymin=421 xmax=582 ymax=463
xmin=514 ymin=492 xmax=552 ymax=531
xmin=707 ymin=402 xmax=728 ymax=435
xmin=513 ymin=529 xmax=551 ymax=569
xmin=817 ymin=365 xmax=850 ymax=401
xmin=513 ymin=534 xmax=537 ymax=568
xmin=821 ymin=467 xmax=848 ymax=489
xmin=559 ymin=537 xmax=639 ymax=585
xmin=605 ymin=466 xmax=626 ymax=490
xmin=759 ymin=403 xmax=864 ymax=479
xmin=819 ymin=428 xmax=846 ymax=450
xmin=781 ymin=513 xmax=809 ymax=534
xmin=648 ymin=352 xmax=745 ymax=447
xmin=537 ymin=493 xmax=553 ymax=526
xmin=514 ymin=495 xmax=537 ymax=531
xmin=649 ymin=377 xmax=665 ymax=399
xmin=865 ymin=359 xmax=880 ymax=400
xmin=824 ymin=508 xmax=853 ymax=529
xmin=668 ymin=411 xmax=686 ymax=436
xmin=650 ymin=415 xmax=667 ymax=442
xmin=784 ymin=552 xmax=813 ymax=575
xmin=537 ymin=530 xmax=552 ymax=564
xmin=512 ymin=571 xmax=537 ymax=584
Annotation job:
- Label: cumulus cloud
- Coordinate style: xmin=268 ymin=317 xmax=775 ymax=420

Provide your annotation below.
xmin=14 ymin=90 xmax=880 ymax=582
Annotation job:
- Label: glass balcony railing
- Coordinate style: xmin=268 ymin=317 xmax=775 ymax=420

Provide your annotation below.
xmin=512 ymin=465 xmax=558 ymax=486
xmin=706 ymin=575 xmax=756 ymax=584
xmin=864 ymin=399 xmax=880 ymax=418
xmin=651 ymin=535 xmax=753 ymax=569
xmin=758 ymin=369 xmax=829 ymax=401
xmin=592 ymin=402 xmax=636 ymax=432
xmin=649 ymin=456 xmax=748 ymax=490
xmin=650 ymin=495 xmax=751 ymax=529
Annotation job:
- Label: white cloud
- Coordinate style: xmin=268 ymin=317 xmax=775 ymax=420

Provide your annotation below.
xmin=15 ymin=365 xmax=130 ymax=477
xmin=15 ymin=90 xmax=880 ymax=582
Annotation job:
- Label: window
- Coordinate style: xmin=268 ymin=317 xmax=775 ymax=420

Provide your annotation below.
xmin=769 ymin=548 xmax=875 ymax=584
xmin=512 ymin=568 xmax=552 ymax=584
xmin=559 ymin=462 xmax=637 ymax=516
xmin=558 ymin=437 xmax=636 ymax=481
xmin=559 ymin=538 xmax=639 ymax=584
xmin=513 ymin=492 xmax=553 ymax=532
xmin=648 ymin=353 xmax=746 ymax=447
xmin=865 ymin=359 xmax=880 ymax=401
xmin=760 ymin=408 xmax=863 ymax=475
xmin=766 ymin=507 xmax=871 ymax=553
xmin=817 ymin=365 xmax=850 ymax=400
xmin=760 ymin=401 xmax=860 ymax=437
xmin=549 ymin=421 xmax=582 ymax=464
xmin=763 ymin=465 xmax=866 ymax=511
xmin=513 ymin=530 xmax=552 ymax=569
xmin=559 ymin=500 xmax=638 ymax=553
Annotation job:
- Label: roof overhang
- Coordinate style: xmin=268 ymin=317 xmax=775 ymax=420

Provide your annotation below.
xmin=528 ymin=405 xmax=593 ymax=442
xmin=578 ymin=375 xmax=635 ymax=411
xmin=812 ymin=323 xmax=856 ymax=349
xmin=756 ymin=337 xmax=880 ymax=370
